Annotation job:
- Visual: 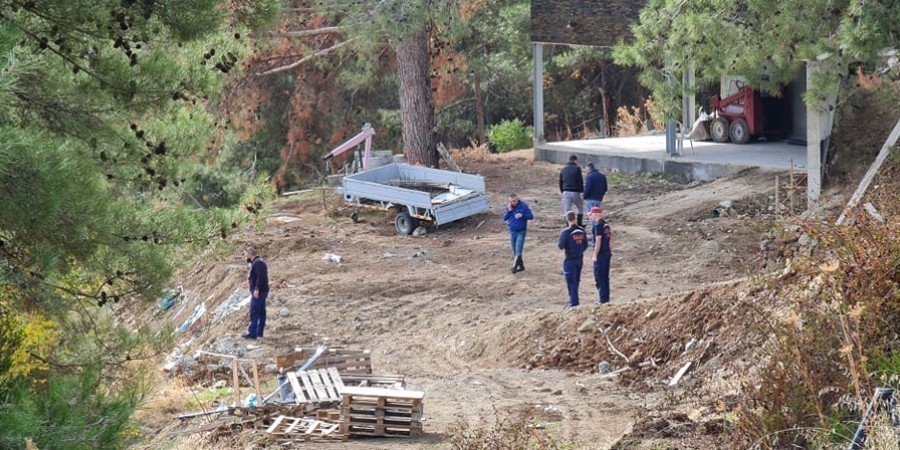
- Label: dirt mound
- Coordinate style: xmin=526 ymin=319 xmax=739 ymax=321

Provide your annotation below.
xmin=503 ymin=280 xmax=766 ymax=391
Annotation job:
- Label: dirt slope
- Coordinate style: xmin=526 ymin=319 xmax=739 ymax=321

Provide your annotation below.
xmin=134 ymin=150 xmax=788 ymax=449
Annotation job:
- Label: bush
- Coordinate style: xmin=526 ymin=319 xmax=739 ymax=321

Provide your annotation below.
xmin=487 ymin=119 xmax=533 ymax=153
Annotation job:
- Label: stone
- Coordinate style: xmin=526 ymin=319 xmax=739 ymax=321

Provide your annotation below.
xmin=703 ymin=240 xmax=721 ymax=253
xmin=798 ymin=233 xmax=811 ymax=247
xmin=213 ymin=379 xmax=227 ymax=389
xmin=265 ymin=364 xmax=278 ymax=374
xmin=279 ymin=307 xmax=290 ymax=317
xmin=577 ymin=319 xmax=596 ymax=332
xmin=718 ymin=200 xmax=733 ymax=209
xmin=598 ymin=361 xmax=612 ymax=374
xmin=206 ymin=364 xmax=219 ymax=373
xmin=412 ymin=226 xmax=427 ymax=236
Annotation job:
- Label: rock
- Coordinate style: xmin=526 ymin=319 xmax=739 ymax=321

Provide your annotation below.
xmin=577 ymin=320 xmax=596 ymax=332
xmin=206 ymin=364 xmax=219 ymax=373
xmin=441 ymin=240 xmax=452 ymax=247
xmin=645 ymin=309 xmax=658 ymax=319
xmin=719 ymin=200 xmax=733 ymax=209
xmin=412 ymin=226 xmax=427 ymax=236
xmin=551 ymin=390 xmax=563 ymax=396
xmin=798 ymin=233 xmax=811 ymax=247
xmin=703 ymin=240 xmax=721 ymax=253
xmin=598 ymin=361 xmax=612 ymax=374
xmin=213 ymin=380 xmax=227 ymax=389
xmin=279 ymin=307 xmax=290 ymax=317
xmin=265 ymin=364 xmax=278 ymax=374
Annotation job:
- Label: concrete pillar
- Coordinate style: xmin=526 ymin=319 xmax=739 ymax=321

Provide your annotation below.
xmin=533 ymin=43 xmax=545 ymax=146
xmin=666 ymin=121 xmax=677 ymax=155
xmin=805 ymin=56 xmax=839 ymax=206
xmin=682 ymin=63 xmax=696 ymax=131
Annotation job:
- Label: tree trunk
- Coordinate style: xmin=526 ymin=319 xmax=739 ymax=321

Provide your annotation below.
xmin=395 ymin=29 xmax=438 ymax=167
xmin=473 ymin=72 xmax=486 ymax=145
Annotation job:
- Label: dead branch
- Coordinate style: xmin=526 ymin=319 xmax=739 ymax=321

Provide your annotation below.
xmin=255 ymin=39 xmax=356 ymax=76
xmin=265 ymin=27 xmax=345 ymax=38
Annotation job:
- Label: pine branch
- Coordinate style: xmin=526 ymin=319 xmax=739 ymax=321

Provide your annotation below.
xmin=254 ymin=39 xmax=356 ymax=76
xmin=264 ymin=26 xmax=345 ymax=38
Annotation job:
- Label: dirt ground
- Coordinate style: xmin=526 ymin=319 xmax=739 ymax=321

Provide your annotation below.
xmin=132 ymin=149 xmax=795 ymax=449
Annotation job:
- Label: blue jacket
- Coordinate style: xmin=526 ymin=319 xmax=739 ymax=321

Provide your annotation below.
xmin=558 ymin=225 xmax=588 ymax=260
xmin=559 ymin=162 xmax=583 ymax=193
xmin=583 ymin=169 xmax=608 ymax=202
xmin=502 ymin=200 xmax=534 ymax=232
xmin=593 ymin=220 xmax=612 ymax=254
xmin=248 ymin=256 xmax=269 ymax=293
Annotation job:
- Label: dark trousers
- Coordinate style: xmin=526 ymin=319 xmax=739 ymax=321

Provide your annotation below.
xmin=593 ymin=253 xmax=611 ymax=303
xmin=247 ymin=291 xmax=268 ymax=337
xmin=563 ymin=258 xmax=583 ymax=307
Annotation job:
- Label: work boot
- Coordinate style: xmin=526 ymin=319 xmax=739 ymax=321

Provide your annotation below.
xmin=511 ymin=257 xmax=518 ymax=273
xmin=576 ymin=214 xmax=584 ymax=228
xmin=515 ymin=256 xmax=525 ymax=272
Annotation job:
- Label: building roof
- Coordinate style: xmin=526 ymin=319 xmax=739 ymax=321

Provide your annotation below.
xmin=531 ymin=0 xmax=645 ymax=47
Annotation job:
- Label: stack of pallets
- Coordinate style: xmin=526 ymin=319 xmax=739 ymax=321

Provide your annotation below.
xmin=339 ymin=386 xmax=425 ymax=437
xmin=284 ymin=367 xmax=344 ymax=405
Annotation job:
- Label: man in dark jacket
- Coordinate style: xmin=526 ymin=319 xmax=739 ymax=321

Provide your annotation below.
xmin=502 ymin=193 xmax=534 ymax=273
xmin=242 ymin=247 xmax=269 ymax=339
xmin=589 ymin=206 xmax=613 ymax=304
xmin=582 ymin=162 xmax=608 ymax=240
xmin=558 ymin=211 xmax=588 ymax=308
xmin=559 ymin=155 xmax=584 ymax=227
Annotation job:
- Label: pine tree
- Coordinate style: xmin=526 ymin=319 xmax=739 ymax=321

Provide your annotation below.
xmin=614 ymin=0 xmax=900 ymax=120
xmin=0 ymin=1 xmax=278 ymax=447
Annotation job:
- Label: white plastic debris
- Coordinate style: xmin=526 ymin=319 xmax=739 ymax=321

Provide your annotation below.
xmin=323 ymin=253 xmax=342 ymax=264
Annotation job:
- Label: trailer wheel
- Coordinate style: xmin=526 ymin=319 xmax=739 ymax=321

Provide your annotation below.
xmin=729 ymin=118 xmax=750 ymax=144
xmin=710 ymin=117 xmax=730 ymax=143
xmin=395 ymin=211 xmax=418 ymax=235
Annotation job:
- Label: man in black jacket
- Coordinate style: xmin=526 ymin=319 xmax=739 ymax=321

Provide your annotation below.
xmin=559 ymin=155 xmax=584 ymax=226
xmin=242 ymin=247 xmax=269 ymax=339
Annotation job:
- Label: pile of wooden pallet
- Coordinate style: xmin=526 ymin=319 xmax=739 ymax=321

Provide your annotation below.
xmin=339 ymin=386 xmax=425 ymax=437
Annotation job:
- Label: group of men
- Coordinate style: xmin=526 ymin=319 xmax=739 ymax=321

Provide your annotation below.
xmin=502 ymin=155 xmax=612 ymax=309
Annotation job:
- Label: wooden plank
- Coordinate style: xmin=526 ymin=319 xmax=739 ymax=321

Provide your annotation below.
xmin=308 ymin=370 xmax=330 ymax=400
xmin=305 ymin=419 xmax=319 ymax=436
xmin=232 ymin=359 xmax=241 ymax=409
xmin=326 ymin=367 xmax=345 ymax=390
xmin=266 ymin=415 xmax=285 ymax=434
xmin=340 ymin=386 xmax=424 ymax=400
xmin=284 ymin=417 xmax=303 ymax=434
xmin=298 ymin=371 xmax=318 ymax=402
xmin=252 ymin=361 xmax=263 ymax=405
xmin=837 ymin=118 xmax=900 ymax=225
xmin=287 ymin=372 xmax=306 ymax=404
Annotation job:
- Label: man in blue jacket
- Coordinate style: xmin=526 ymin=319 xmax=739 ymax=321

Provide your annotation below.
xmin=558 ymin=211 xmax=588 ymax=308
xmin=242 ymin=247 xmax=269 ymax=339
xmin=502 ymin=193 xmax=534 ymax=273
xmin=582 ymin=162 xmax=608 ymax=242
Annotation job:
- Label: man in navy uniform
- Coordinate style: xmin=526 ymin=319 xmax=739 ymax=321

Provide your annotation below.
xmin=558 ymin=211 xmax=588 ymax=308
xmin=502 ymin=193 xmax=534 ymax=274
xmin=582 ymin=162 xmax=608 ymax=242
xmin=589 ymin=206 xmax=613 ymax=304
xmin=559 ymin=155 xmax=584 ymax=227
xmin=242 ymin=247 xmax=269 ymax=339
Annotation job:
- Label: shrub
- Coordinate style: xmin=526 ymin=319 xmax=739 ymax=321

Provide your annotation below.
xmin=487 ymin=119 xmax=533 ymax=153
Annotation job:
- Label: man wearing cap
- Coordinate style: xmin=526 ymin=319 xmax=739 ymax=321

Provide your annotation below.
xmin=589 ymin=206 xmax=613 ymax=304
xmin=582 ymin=162 xmax=608 ymax=242
xmin=559 ymin=154 xmax=584 ymax=227
xmin=558 ymin=211 xmax=588 ymax=308
xmin=242 ymin=247 xmax=269 ymax=339
xmin=502 ymin=193 xmax=534 ymax=273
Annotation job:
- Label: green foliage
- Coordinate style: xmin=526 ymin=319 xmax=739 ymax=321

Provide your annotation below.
xmin=615 ymin=0 xmax=900 ymax=120
xmin=487 ymin=119 xmax=533 ymax=152
xmin=0 ymin=0 xmax=279 ymax=448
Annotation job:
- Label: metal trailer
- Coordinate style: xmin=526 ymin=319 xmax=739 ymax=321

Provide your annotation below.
xmin=341 ymin=163 xmax=490 ymax=235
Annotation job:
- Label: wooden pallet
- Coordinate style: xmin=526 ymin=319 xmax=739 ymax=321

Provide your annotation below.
xmin=340 ymin=387 xmax=424 ymax=437
xmin=285 ymin=367 xmax=345 ymax=405
xmin=276 ymin=348 xmax=372 ymax=374
xmin=341 ymin=373 xmax=406 ymax=389
xmin=265 ymin=415 xmax=346 ymax=442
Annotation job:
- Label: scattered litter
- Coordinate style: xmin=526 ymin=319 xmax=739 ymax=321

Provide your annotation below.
xmin=154 ymin=286 xmax=184 ymax=317
xmin=669 ymin=361 xmax=693 ymax=386
xmin=212 ymin=288 xmax=251 ymax=323
xmin=176 ymin=303 xmax=207 ymax=333
xmin=323 ymin=253 xmax=342 ymax=264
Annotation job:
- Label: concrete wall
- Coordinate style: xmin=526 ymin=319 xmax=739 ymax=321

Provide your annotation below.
xmin=535 ymin=146 xmax=751 ymax=182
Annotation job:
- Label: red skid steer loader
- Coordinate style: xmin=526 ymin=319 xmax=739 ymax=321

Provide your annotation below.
xmin=709 ymin=85 xmax=787 ymax=144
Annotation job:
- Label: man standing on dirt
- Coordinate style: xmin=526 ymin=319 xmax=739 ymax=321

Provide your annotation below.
xmin=502 ymin=193 xmax=534 ymax=274
xmin=582 ymin=162 xmax=608 ymax=241
xmin=559 ymin=155 xmax=584 ymax=227
xmin=242 ymin=247 xmax=269 ymax=340
xmin=558 ymin=211 xmax=588 ymax=308
xmin=589 ymin=206 xmax=612 ymax=304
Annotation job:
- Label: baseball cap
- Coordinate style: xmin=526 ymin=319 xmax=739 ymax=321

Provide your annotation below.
xmin=589 ymin=206 xmax=602 ymax=215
